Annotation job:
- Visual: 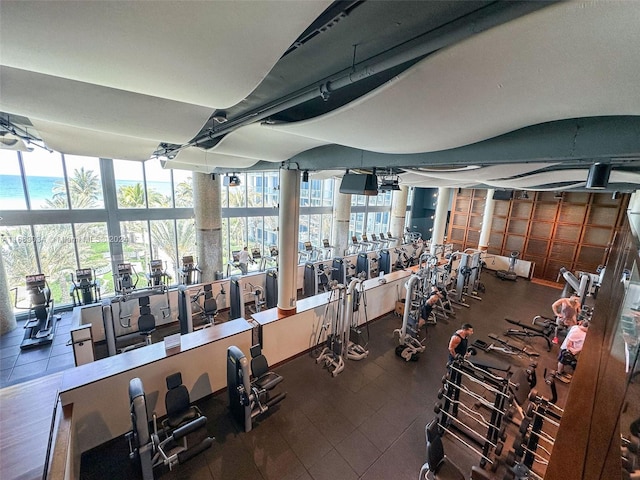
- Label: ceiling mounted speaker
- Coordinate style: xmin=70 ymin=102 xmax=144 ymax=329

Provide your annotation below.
xmin=586 ymin=163 xmax=611 ymax=189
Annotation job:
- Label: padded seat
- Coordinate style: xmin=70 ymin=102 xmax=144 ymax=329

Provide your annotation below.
xmin=250 ymin=345 xmax=283 ymax=390
xmin=138 ymin=313 xmax=156 ymax=336
xmin=425 ymin=420 xmax=465 ymax=480
xmin=164 ymin=372 xmax=200 ymax=429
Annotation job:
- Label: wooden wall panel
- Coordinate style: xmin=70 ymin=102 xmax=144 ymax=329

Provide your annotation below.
xmin=447 ymin=189 xmax=628 ymax=282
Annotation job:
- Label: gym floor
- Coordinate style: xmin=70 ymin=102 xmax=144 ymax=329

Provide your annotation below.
xmin=80 ymin=274 xmax=580 ymax=480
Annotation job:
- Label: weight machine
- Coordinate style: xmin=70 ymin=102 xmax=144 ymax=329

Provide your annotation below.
xmin=265 ymin=268 xmax=278 ymax=309
xmin=178 ymin=283 xmax=225 ymax=333
xmin=14 ymin=273 xmax=60 ymax=350
xmin=356 ymin=252 xmax=378 ymax=280
xmin=346 ymin=275 xmax=369 ymax=361
xmin=126 ymin=377 xmax=213 ymax=479
xmin=227 ymin=345 xmax=286 ymax=432
xmin=179 ymin=255 xmax=201 ymax=285
xmin=378 ymin=249 xmax=392 ymax=275
xmin=315 ymin=282 xmax=348 ymax=376
xmin=393 ymin=273 xmax=427 ymax=361
xmin=69 ymin=268 xmax=100 ymax=306
xmin=303 ymin=262 xmax=331 ymax=297
xmin=331 ymin=257 xmax=355 ymax=286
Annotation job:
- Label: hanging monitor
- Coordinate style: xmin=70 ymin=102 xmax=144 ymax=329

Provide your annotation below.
xmin=339 ymin=173 xmax=378 ymax=195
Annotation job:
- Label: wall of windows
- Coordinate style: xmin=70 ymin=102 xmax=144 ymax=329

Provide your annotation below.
xmin=1 ymin=152 xmax=393 ymax=308
xmin=1 ymin=152 xmax=195 ymax=306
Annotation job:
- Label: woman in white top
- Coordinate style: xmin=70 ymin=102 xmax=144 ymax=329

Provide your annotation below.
xmin=557 ymin=320 xmax=589 ymax=373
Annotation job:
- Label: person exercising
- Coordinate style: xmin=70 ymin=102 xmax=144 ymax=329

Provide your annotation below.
xmin=551 ymin=295 xmax=580 ymax=344
xmin=418 ymin=287 xmax=444 ymax=329
xmin=557 ymin=320 xmax=589 ymax=374
xmin=448 ymin=323 xmax=474 ymax=363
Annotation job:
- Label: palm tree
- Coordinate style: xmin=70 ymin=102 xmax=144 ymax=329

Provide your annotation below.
xmin=67 ymin=167 xmax=101 ymax=208
xmin=117 ymin=183 xmax=146 ymax=208
xmin=45 ymin=167 xmax=102 ymax=209
xmin=175 ymin=178 xmax=193 ymax=207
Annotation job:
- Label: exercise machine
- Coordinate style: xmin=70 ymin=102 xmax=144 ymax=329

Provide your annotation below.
xmin=378 ymin=249 xmax=392 ymax=275
xmin=346 ymin=275 xmax=369 ymax=361
xmin=265 ymin=268 xmax=278 ymax=309
xmin=320 ymin=238 xmax=333 ymax=260
xmin=503 ymin=318 xmax=552 ymax=352
xmin=303 ymin=262 xmax=331 ymax=296
xmin=69 ymin=268 xmax=100 ymax=306
xmin=331 ymin=257 xmax=355 ymax=285
xmin=315 ymin=282 xmax=348 ymax=376
xmin=261 ymin=246 xmax=279 ymax=270
xmin=227 ymin=345 xmax=286 ymax=432
xmin=496 ymin=251 xmax=519 ymax=281
xmin=147 ymin=259 xmax=170 ymax=287
xmin=393 ymin=273 xmax=427 ymax=361
xmin=126 ymin=377 xmax=213 ymax=479
xmin=115 ymin=262 xmax=139 ymax=294
xmin=180 ymin=255 xmax=201 ymax=285
xmin=15 ymin=273 xmax=60 ymax=350
xmin=226 ymin=250 xmax=241 ymax=277
xmin=229 ymin=276 xmax=243 ymax=320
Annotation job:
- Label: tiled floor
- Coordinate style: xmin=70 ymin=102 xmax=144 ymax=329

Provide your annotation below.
xmin=79 ymin=274 xmax=569 ymax=480
xmin=0 ymin=311 xmax=76 ymax=388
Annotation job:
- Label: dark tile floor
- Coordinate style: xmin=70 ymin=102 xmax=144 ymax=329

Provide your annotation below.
xmin=80 ymin=274 xmax=568 ymax=480
xmin=0 ymin=311 xmax=75 ymax=388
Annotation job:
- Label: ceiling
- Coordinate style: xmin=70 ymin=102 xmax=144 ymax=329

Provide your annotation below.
xmin=1 ymin=0 xmax=639 ymax=192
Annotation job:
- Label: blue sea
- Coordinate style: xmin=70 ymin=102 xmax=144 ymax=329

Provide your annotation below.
xmin=0 ymin=175 xmax=173 ymax=210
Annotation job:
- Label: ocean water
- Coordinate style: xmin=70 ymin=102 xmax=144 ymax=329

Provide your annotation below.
xmin=0 ymin=175 xmax=173 ymax=210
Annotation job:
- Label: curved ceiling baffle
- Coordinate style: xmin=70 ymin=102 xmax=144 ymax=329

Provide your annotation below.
xmin=269 ymin=1 xmax=640 ymax=154
xmin=0 ymin=0 xmax=332 ymax=160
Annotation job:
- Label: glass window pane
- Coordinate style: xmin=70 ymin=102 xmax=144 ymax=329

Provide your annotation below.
xmin=173 ymin=169 xmax=193 ymax=207
xmin=263 ymin=216 xmax=279 ymax=251
xmin=309 ymin=214 xmax=321 ymax=246
xmin=33 ymin=224 xmax=76 ymax=304
xmin=228 ymin=217 xmax=246 ymax=262
xmin=121 ymin=221 xmax=151 ymax=282
xmin=114 ymin=159 xmax=146 ymax=208
xmin=321 ymin=214 xmax=333 ymax=244
xmin=176 ymin=219 xmax=197 ymax=275
xmin=23 ymin=150 xmax=68 ymax=209
xmin=144 ymin=158 xmax=172 ymax=208
xmin=0 ymin=151 xmax=27 ymax=209
xmin=248 ymin=216 xmax=264 ymax=250
xmin=247 ymin=173 xmax=263 ymax=207
xmin=310 ymin=180 xmax=322 ymax=207
xmin=73 ymin=222 xmax=113 ymax=296
xmin=150 ymin=220 xmax=178 ymax=281
xmin=298 ymin=215 xmax=310 ymax=250
xmin=1 ymin=226 xmax=38 ymax=305
xmin=228 ymin=173 xmax=246 ymax=208
xmin=300 ymin=180 xmax=310 ymax=207
xmin=221 ymin=218 xmax=229 ymax=260
xmin=264 ymin=172 xmax=279 ymax=208
xmin=322 ymin=179 xmax=334 ymax=207
xmin=63 ymin=155 xmax=104 ymax=209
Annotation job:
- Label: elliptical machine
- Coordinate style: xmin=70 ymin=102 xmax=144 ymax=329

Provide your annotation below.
xmin=70 ymin=268 xmax=100 ymax=306
xmin=147 ymin=259 xmax=171 ymax=287
xmin=16 ymin=274 xmax=60 ymax=350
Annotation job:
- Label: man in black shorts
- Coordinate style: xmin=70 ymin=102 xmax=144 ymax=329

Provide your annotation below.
xmin=448 ymin=323 xmax=474 ymax=363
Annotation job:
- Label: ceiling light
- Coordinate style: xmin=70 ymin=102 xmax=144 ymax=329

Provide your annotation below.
xmin=212 ymin=110 xmax=228 ymax=123
xmin=586 ymin=162 xmax=611 ymax=189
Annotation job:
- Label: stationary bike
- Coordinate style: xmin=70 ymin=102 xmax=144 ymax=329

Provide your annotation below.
xmin=15 ymin=273 xmax=60 ymax=350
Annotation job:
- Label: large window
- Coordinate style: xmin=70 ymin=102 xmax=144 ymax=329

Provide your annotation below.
xmin=150 ymin=220 xmax=178 ymax=280
xmin=114 ymin=159 xmax=146 ymax=208
xmin=1 ymin=226 xmax=38 ymax=304
xmin=144 ymin=158 xmax=172 ymax=208
xmin=173 ymin=169 xmax=193 ymax=208
xmin=63 ymin=155 xmax=104 ymax=209
xmin=0 ymin=151 xmax=27 ymax=209
xmin=23 ymin=150 xmax=68 ymax=210
xmin=121 ymin=221 xmax=150 ymax=282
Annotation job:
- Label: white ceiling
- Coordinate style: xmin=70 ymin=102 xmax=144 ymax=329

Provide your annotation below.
xmin=0 ymin=0 xmax=639 ymax=191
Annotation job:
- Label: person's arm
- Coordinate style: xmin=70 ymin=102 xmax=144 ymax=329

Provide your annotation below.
xmin=551 ymin=299 xmax=563 ymax=316
xmin=448 ymin=335 xmax=461 ymax=357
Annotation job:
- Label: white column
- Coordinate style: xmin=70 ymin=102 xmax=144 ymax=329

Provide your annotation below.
xmin=0 ymin=253 xmax=17 ymax=335
xmin=391 ymin=185 xmax=409 ymax=239
xmin=478 ymin=189 xmax=496 ymax=252
xmin=193 ymin=172 xmax=222 ymax=282
xmin=332 ymin=178 xmax=351 ymax=256
xmin=430 ymin=187 xmax=451 ymax=254
xmin=278 ymin=168 xmax=300 ymax=314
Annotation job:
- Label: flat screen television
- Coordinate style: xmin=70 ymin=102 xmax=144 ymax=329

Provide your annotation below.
xmin=339 ymin=173 xmax=378 ymax=195
xmin=492 ymin=190 xmax=514 ymax=200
